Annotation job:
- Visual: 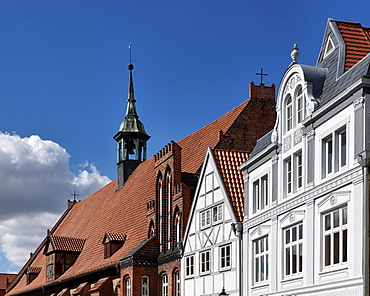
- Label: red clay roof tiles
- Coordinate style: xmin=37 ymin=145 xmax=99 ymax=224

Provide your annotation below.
xmin=213 ymin=149 xmax=249 ymax=221
xmin=336 ymin=21 xmax=370 ymax=72
xmin=48 ymin=236 xmax=85 ymax=253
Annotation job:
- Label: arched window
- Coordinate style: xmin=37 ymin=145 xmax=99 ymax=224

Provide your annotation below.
xmin=161 ymin=274 xmax=168 ymax=296
xmin=296 ymin=86 xmax=303 ymax=123
xmin=148 ymin=220 xmax=155 ymax=238
xmin=173 ymin=270 xmax=180 ymax=296
xmin=142 ymin=276 xmax=149 ymax=296
xmin=158 ymin=175 xmax=163 ymax=252
xmin=167 ymin=173 xmax=172 ymax=250
xmin=174 ymin=209 xmax=181 ymax=246
xmin=124 ymin=277 xmax=131 ymax=296
xmin=286 ymin=95 xmax=292 ymax=132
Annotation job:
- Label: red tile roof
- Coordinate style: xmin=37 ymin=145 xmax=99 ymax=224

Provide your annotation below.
xmin=48 ymin=235 xmax=85 ymax=253
xmin=0 ymin=274 xmax=16 ymax=291
xmin=178 ymin=100 xmax=250 ymax=173
xmin=26 ymin=267 xmax=41 ymax=274
xmin=336 ymin=20 xmax=370 ymax=72
xmin=213 ymin=149 xmax=249 ymax=221
xmin=7 ymin=95 xmax=266 ymax=295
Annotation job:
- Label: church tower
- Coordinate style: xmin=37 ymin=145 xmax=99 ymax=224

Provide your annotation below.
xmin=114 ymin=63 xmax=150 ymax=189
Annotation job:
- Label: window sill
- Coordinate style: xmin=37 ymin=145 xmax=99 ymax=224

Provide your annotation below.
xmin=281 ymin=274 xmax=303 ymax=283
xmin=319 ymin=264 xmax=348 ymax=275
xmin=199 ymin=272 xmax=211 ymax=277
xmin=252 ymin=282 xmax=269 ymax=289
xmin=220 ymin=267 xmax=231 ymax=272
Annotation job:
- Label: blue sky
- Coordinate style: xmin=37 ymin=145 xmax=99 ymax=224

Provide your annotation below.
xmin=0 ymin=0 xmax=369 ymax=273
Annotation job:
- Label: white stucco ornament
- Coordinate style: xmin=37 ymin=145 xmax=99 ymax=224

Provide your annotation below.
xmin=291 ymin=44 xmax=300 ymax=63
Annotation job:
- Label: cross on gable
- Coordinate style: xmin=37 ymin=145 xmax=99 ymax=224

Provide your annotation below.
xmin=256 ymin=68 xmax=268 ymax=85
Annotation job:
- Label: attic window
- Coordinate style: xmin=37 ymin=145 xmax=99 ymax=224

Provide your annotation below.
xmin=102 ymin=233 xmax=127 ymax=259
xmin=323 ymin=36 xmax=335 ymax=59
xmin=27 ymin=266 xmax=41 ymax=284
xmin=44 ymin=235 xmax=85 ymax=281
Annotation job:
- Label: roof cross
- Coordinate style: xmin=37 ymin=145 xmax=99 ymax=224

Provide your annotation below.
xmin=71 ymin=191 xmax=79 ymax=201
xmin=256 ymin=68 xmax=268 ymax=85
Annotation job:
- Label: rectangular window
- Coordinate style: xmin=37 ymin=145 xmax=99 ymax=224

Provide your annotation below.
xmin=296 ymin=152 xmax=303 ymax=190
xmin=254 ymin=236 xmax=268 ymax=284
xmin=185 ymin=255 xmax=194 ymax=276
xmin=201 ymin=209 xmax=211 ymax=228
xmin=338 ymin=129 xmax=347 ymax=168
xmin=323 ymin=206 xmax=348 ymax=268
xmin=253 ymin=180 xmax=260 ymax=213
xmin=200 ymin=250 xmax=210 ymax=274
xmin=253 ymin=175 xmax=269 ymax=213
xmin=286 ymin=158 xmax=292 ymax=195
xmin=322 ymin=126 xmax=347 ymax=178
xmin=220 ymin=245 xmax=231 ymax=270
xmin=297 ymin=95 xmax=303 ymax=123
xmin=213 ymin=204 xmax=223 ymax=223
xmin=284 ymin=223 xmax=303 ymax=277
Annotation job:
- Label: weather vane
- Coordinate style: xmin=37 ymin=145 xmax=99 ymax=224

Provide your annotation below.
xmin=128 ymin=42 xmax=132 ymax=65
xmin=256 ymin=68 xmax=268 ymax=84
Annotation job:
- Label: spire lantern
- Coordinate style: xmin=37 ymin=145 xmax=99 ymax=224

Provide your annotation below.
xmin=114 ymin=49 xmax=150 ymax=189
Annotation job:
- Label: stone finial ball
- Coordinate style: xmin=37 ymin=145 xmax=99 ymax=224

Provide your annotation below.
xmin=128 ymin=64 xmax=134 ymax=70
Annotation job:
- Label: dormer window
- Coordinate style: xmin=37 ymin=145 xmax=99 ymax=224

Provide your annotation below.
xmin=27 ymin=266 xmax=41 ymax=284
xmin=283 ymin=75 xmax=305 ymax=135
xmin=102 ymin=233 xmax=126 ymax=259
xmin=44 ymin=235 xmax=85 ymax=281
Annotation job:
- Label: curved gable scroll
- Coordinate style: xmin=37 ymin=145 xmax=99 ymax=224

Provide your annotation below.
xmin=271 ymin=64 xmax=327 ymax=144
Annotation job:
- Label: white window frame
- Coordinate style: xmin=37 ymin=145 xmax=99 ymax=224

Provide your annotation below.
xmin=284 ymin=223 xmax=303 ymax=278
xmin=161 ymin=274 xmax=168 ymax=296
xmin=220 ymin=244 xmax=231 ymax=270
xmin=321 ymin=123 xmax=348 ymax=179
xmin=323 ymin=206 xmax=348 ymax=269
xmin=142 ymin=276 xmax=149 ymax=296
xmin=253 ymin=236 xmax=269 ymax=284
xmin=201 ymin=209 xmax=211 ymax=228
xmin=200 ymin=250 xmax=211 ymax=274
xmin=213 ymin=204 xmax=223 ymax=223
xmin=296 ymin=86 xmax=304 ymax=124
xmin=185 ymin=255 xmax=194 ymax=277
xmin=286 ymin=95 xmax=293 ymax=132
xmin=253 ymin=174 xmax=269 ymax=213
xmin=174 ymin=270 xmax=180 ymax=296
xmin=125 ymin=277 xmax=131 ymax=296
xmin=285 ymin=157 xmax=292 ymax=196
xmin=295 ymin=151 xmax=303 ymax=191
xmin=201 ymin=204 xmax=223 ymax=228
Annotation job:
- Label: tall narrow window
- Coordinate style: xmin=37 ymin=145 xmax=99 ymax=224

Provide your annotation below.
xmin=174 ymin=211 xmax=181 ymax=246
xmin=158 ymin=178 xmax=163 ymax=252
xmin=220 ymin=244 xmax=231 ymax=270
xmin=338 ymin=129 xmax=347 ymax=168
xmin=167 ymin=174 xmax=172 ymax=250
xmin=200 ymin=250 xmax=211 ymax=274
xmin=161 ymin=274 xmax=168 ymax=296
xmin=213 ymin=204 xmax=223 ymax=223
xmin=174 ymin=270 xmax=180 ymax=296
xmin=125 ymin=277 xmax=131 ymax=296
xmin=296 ymin=152 xmax=303 ymax=190
xmin=296 ymin=87 xmax=303 ymax=123
xmin=254 ymin=236 xmax=268 ymax=284
xmin=253 ymin=180 xmax=260 ymax=213
xmin=261 ymin=175 xmax=268 ymax=208
xmin=185 ymin=255 xmax=194 ymax=277
xmin=286 ymin=158 xmax=292 ymax=195
xmin=323 ymin=206 xmax=348 ymax=267
xmin=286 ymin=95 xmax=293 ymax=132
xmin=284 ymin=223 xmax=303 ymax=277
xmin=142 ymin=276 xmax=149 ymax=296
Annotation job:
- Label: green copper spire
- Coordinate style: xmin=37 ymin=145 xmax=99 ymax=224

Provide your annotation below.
xmin=114 ymin=60 xmax=150 ymax=188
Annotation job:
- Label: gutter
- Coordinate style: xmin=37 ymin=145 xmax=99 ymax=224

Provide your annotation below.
xmin=357 ymin=151 xmax=370 ymax=296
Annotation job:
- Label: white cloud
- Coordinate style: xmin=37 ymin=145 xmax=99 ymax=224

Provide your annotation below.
xmin=0 ymin=132 xmax=111 ymax=269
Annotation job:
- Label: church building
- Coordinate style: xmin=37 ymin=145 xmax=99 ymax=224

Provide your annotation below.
xmin=241 ymin=19 xmax=370 ymax=296
xmin=6 ymin=57 xmax=276 ymax=295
